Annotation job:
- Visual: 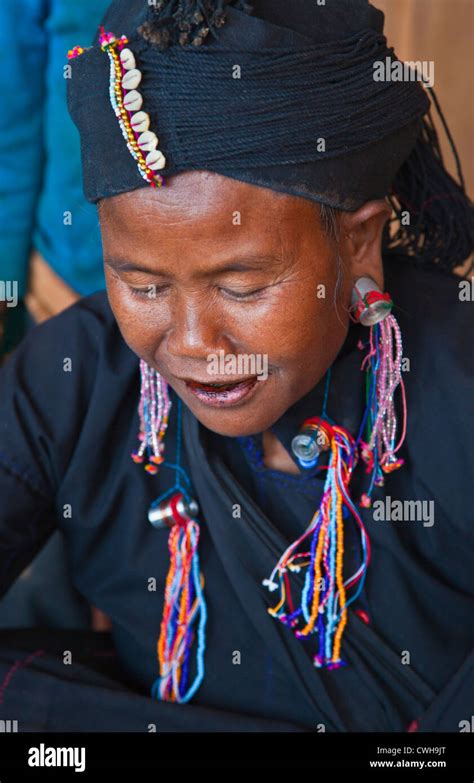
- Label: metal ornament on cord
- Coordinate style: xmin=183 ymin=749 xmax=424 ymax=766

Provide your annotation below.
xmin=264 ymin=275 xmax=407 ymax=670
xmin=350 ymin=275 xmax=407 ymax=505
xmin=131 ymin=362 xmax=206 ymax=704
xmin=351 ymin=276 xmax=394 ymax=326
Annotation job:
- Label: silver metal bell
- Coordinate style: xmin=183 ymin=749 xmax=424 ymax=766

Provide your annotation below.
xmin=148 ymin=492 xmax=199 ymax=529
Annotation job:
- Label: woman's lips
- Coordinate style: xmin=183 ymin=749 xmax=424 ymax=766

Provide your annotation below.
xmin=183 ymin=376 xmax=261 ymax=408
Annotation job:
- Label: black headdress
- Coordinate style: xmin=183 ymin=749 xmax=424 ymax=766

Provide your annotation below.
xmin=67 ymin=0 xmax=473 ymax=273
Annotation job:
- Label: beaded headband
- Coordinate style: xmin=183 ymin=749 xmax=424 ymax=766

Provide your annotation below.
xmin=69 ymin=28 xmax=167 ymax=191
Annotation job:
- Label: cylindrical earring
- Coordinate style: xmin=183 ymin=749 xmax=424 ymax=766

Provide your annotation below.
xmin=351 ymin=276 xmax=393 ymax=326
xmin=291 ymin=416 xmax=332 ymax=469
xmin=351 ymin=276 xmax=407 ymax=506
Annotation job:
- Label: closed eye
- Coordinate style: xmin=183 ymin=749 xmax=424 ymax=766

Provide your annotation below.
xmin=128 ymin=284 xmax=168 ymax=299
xmin=219 ymin=286 xmax=267 ymax=301
xmin=128 ymin=284 xmax=268 ymax=301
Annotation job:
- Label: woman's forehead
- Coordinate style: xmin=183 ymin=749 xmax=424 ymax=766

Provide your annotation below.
xmin=99 ymin=173 xmax=325 ymax=273
xmin=99 ymin=170 xmax=312 ymax=230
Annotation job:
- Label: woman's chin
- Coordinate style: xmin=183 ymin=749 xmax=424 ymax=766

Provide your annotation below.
xmin=194 ymin=415 xmax=273 ymax=439
xmin=178 ymin=380 xmax=283 ymax=438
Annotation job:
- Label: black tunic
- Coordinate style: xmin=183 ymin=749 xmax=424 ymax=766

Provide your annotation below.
xmin=0 ymin=256 xmax=473 ymax=732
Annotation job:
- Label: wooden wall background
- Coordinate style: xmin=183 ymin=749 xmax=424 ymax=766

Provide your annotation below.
xmin=376 ymin=0 xmax=473 ymax=198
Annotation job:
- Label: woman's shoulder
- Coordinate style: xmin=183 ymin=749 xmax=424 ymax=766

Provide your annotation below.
xmin=1 ymin=289 xmax=140 ymax=414
xmin=0 ymin=292 xmax=138 ymax=495
xmin=3 ymin=291 xmax=134 ymax=382
xmin=30 ymin=290 xmax=119 ymax=347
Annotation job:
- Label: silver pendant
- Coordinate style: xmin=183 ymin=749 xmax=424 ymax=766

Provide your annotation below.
xmin=148 ymin=491 xmax=199 ymax=529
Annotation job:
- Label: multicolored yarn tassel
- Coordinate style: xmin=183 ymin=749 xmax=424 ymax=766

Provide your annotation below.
xmin=145 ymin=397 xmax=207 ymax=704
xmin=357 ymin=313 xmax=407 ymax=507
xmin=263 ymin=421 xmax=371 ymax=669
xmin=131 ymin=360 xmax=172 ymax=474
xmin=263 ymin=280 xmax=407 ymax=672
xmin=132 ymin=368 xmax=207 ymax=703
xmin=152 ymin=506 xmax=207 ymax=703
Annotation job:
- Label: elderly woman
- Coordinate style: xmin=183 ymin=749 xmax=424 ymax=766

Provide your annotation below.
xmin=0 ymin=0 xmax=472 ymax=733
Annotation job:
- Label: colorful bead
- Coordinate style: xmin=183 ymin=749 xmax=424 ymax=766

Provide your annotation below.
xmin=355 ymin=609 xmax=371 ymax=624
xmin=382 ymin=457 xmax=405 ymax=473
xmin=67 ymin=45 xmax=85 ymax=60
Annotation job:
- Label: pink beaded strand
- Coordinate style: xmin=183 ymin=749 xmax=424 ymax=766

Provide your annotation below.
xmin=132 ymin=360 xmax=172 ymax=474
xmin=362 ymin=314 xmax=407 ymax=472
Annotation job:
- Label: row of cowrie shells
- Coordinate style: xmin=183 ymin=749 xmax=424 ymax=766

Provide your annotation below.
xmin=119 ymin=47 xmax=166 ymax=171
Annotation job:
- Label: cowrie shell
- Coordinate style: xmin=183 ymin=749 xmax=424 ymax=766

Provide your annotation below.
xmin=146 ymin=149 xmax=166 ymax=170
xmin=122 ymin=68 xmax=142 ymax=91
xmin=130 ymin=111 xmax=150 ymax=133
xmin=123 ymin=90 xmax=143 ymax=112
xmin=138 ymin=131 xmax=158 ymax=152
xmin=120 ymin=48 xmax=136 ymax=70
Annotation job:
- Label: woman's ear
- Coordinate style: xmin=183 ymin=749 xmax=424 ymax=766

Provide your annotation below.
xmin=338 ymin=200 xmax=392 ymax=290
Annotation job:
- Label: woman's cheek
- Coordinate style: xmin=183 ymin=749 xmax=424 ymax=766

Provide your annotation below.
xmin=246 ymin=283 xmax=323 ymax=355
xmin=106 ymin=283 xmax=165 ymax=358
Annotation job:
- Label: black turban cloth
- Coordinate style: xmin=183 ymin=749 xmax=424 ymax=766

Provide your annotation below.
xmin=68 ymin=0 xmax=428 ymax=209
xmin=67 ymin=0 xmax=473 ymax=272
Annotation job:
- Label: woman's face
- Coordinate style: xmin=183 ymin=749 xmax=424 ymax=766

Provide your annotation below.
xmin=100 ymin=171 xmax=363 ymax=437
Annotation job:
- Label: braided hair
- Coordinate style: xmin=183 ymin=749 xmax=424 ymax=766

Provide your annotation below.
xmin=139 ymin=0 xmax=253 ymax=49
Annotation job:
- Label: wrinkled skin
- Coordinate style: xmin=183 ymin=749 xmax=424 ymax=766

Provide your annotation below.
xmin=99 ymin=170 xmax=390 ymax=456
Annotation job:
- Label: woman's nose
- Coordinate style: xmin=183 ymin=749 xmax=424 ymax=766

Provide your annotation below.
xmin=165 ymin=293 xmax=233 ymax=361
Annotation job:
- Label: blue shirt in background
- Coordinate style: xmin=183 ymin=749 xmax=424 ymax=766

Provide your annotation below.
xmin=0 ymin=0 xmax=110 ymax=299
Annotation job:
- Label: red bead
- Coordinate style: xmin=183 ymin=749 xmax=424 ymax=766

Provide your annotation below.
xmin=355 ymin=609 xmax=370 ymax=625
